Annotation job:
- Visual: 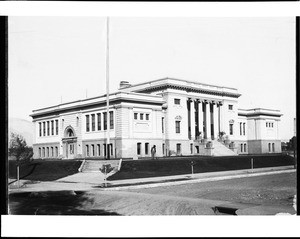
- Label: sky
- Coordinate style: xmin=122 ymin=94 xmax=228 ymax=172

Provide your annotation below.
xmin=8 ymin=17 xmax=296 ymax=140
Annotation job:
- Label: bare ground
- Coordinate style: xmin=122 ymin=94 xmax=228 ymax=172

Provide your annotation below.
xmin=72 ymin=172 xmax=297 ymax=215
xmin=126 ymin=172 xmax=296 ymax=207
xmin=9 ymin=172 xmax=296 ymax=215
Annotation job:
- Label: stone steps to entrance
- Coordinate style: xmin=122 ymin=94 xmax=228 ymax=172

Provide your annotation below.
xmin=81 ymin=159 xmax=122 ymax=173
xmin=212 ymin=140 xmax=237 ymax=156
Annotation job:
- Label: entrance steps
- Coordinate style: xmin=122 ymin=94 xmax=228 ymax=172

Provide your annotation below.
xmin=81 ymin=160 xmax=122 ymax=173
xmin=212 ymin=140 xmax=237 ymax=156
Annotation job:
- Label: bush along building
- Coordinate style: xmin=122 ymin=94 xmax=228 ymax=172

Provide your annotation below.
xmin=30 ymin=78 xmax=282 ymax=159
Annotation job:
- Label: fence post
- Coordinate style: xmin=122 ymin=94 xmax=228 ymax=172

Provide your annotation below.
xmin=191 ymin=161 xmax=194 ymax=177
xmin=251 ymin=158 xmax=254 ymax=172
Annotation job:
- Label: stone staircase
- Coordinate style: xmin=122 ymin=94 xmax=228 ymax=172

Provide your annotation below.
xmin=211 ymin=140 xmax=237 ymax=156
xmin=81 ymin=159 xmax=122 ymax=173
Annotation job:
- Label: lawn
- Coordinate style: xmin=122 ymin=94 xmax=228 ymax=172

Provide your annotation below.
xmin=9 ymin=159 xmax=82 ymax=182
xmin=108 ymin=154 xmax=295 ymax=181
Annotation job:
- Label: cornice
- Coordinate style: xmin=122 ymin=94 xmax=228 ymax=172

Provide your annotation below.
xmin=134 ymin=84 xmax=241 ymax=98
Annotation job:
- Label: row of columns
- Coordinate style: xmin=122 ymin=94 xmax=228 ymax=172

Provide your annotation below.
xmin=187 ymin=98 xmax=223 ymax=140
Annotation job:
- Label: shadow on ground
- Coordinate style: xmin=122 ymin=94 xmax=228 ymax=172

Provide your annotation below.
xmin=8 ymin=190 xmax=120 ymax=215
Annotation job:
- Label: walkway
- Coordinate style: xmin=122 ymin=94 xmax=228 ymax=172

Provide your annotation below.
xmin=9 ymin=165 xmax=295 ymax=192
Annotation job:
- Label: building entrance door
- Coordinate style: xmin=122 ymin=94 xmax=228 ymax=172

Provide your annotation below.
xmin=67 ymin=143 xmax=75 ymax=159
xmin=62 ymin=126 xmax=77 ymax=159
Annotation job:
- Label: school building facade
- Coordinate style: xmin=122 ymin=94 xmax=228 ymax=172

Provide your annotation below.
xmin=30 ymin=78 xmax=282 ymax=159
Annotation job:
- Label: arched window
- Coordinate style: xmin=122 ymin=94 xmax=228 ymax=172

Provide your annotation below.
xmin=67 ymin=129 xmax=74 ymax=137
xmin=64 ymin=127 xmax=75 ymax=137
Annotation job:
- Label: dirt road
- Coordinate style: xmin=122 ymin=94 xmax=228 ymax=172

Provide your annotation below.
xmin=9 ymin=172 xmax=296 ymax=215
xmin=126 ymin=172 xmax=296 ymax=207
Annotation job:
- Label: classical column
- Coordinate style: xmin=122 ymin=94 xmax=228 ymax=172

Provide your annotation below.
xmin=202 ymin=101 xmax=207 ymax=139
xmin=213 ymin=101 xmax=218 ymax=140
xmin=187 ymin=99 xmax=191 ymax=139
xmin=218 ymin=101 xmax=224 ymax=134
xmin=194 ymin=100 xmax=199 ymax=138
xmin=198 ymin=99 xmax=203 ymax=139
xmin=190 ymin=99 xmax=195 ymax=140
xmin=205 ymin=100 xmax=211 ymax=140
xmin=217 ymin=102 xmax=221 ymax=137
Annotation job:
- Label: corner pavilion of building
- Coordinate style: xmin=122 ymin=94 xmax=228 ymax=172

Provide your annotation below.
xmin=30 ymin=78 xmax=282 ymax=159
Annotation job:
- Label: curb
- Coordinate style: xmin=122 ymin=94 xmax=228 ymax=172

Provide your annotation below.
xmin=102 ymin=168 xmax=296 ymax=191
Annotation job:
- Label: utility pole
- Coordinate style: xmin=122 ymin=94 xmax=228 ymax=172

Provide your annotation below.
xmin=105 ymin=16 xmax=110 ymax=160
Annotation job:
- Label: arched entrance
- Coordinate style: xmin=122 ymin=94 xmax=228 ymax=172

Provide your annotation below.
xmin=62 ymin=126 xmax=77 ymax=159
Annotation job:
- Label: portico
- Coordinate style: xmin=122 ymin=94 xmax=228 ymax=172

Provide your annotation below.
xmin=187 ymin=98 xmax=223 ymax=141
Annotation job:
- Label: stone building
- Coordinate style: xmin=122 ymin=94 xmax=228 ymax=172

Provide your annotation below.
xmin=30 ymin=78 xmax=282 ymax=159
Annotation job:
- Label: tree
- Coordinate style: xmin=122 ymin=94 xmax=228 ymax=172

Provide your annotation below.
xmin=286 ymin=136 xmax=297 ymax=151
xmin=9 ymin=133 xmax=33 ymax=165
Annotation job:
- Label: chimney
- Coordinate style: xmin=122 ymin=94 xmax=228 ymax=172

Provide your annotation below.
xmin=119 ymin=81 xmax=131 ymax=89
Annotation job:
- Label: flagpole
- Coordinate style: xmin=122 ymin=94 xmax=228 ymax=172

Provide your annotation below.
xmin=106 ymin=16 xmax=110 ymax=160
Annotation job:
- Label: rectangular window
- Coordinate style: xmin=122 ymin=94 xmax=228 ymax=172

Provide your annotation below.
xmin=51 ymin=147 xmax=53 ymax=157
xmin=97 ymin=113 xmax=101 ymax=130
xmin=137 ymin=143 xmax=141 ymax=155
xmin=86 ymin=145 xmax=89 ymax=157
xmin=55 ymin=146 xmax=58 ymax=157
xmin=228 ymin=104 xmax=233 ymax=110
xmin=39 ymin=122 xmax=42 ymax=137
xmin=240 ymin=122 xmax=242 ymax=135
xmin=162 ymin=117 xmax=164 ymax=133
xmin=244 ymin=144 xmax=247 ymax=152
xmin=140 ymin=113 xmax=143 ymax=120
xmin=176 ymin=144 xmax=181 ymax=155
xmin=43 ymin=122 xmax=46 ymax=136
xmin=47 ymin=121 xmax=50 ymax=136
xmin=39 ymin=147 xmax=41 ymax=158
xmin=190 ymin=143 xmax=193 ymax=154
xmin=110 ymin=111 xmax=114 ymax=129
xmin=55 ymin=120 xmax=58 ymax=135
xmin=272 ymin=143 xmax=275 ymax=152
xmin=174 ymin=98 xmax=181 ymax=105
xmin=243 ymin=123 xmax=246 ymax=135
xmin=103 ymin=112 xmax=107 ymax=130
xmin=146 ymin=114 xmax=149 ymax=121
xmin=272 ymin=123 xmax=274 ymax=127
xmin=91 ymin=144 xmax=95 ymax=156
xmin=97 ymin=144 xmax=101 ymax=156
xmin=42 ymin=147 xmax=45 ymax=158
xmin=240 ymin=144 xmax=243 ymax=152
xmin=175 ymin=121 xmax=181 ymax=133
xmin=266 ymin=122 xmax=268 ymax=127
xmin=86 ymin=115 xmax=90 ymax=132
xmin=46 ymin=147 xmax=49 ymax=158
xmin=268 ymin=143 xmax=271 ymax=152
xmin=196 ymin=146 xmax=199 ymax=154
xmin=51 ymin=120 xmax=54 ymax=135
xmin=91 ymin=114 xmax=95 ymax=131
xmin=110 ymin=143 xmax=113 ymax=156
xmin=134 ymin=113 xmax=138 ymax=120
xmin=145 ymin=143 xmax=149 ymax=155
xmin=103 ymin=144 xmax=107 ymax=157
xmin=162 ymin=143 xmax=165 ymax=156
xmin=229 ymin=123 xmax=233 ymax=135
